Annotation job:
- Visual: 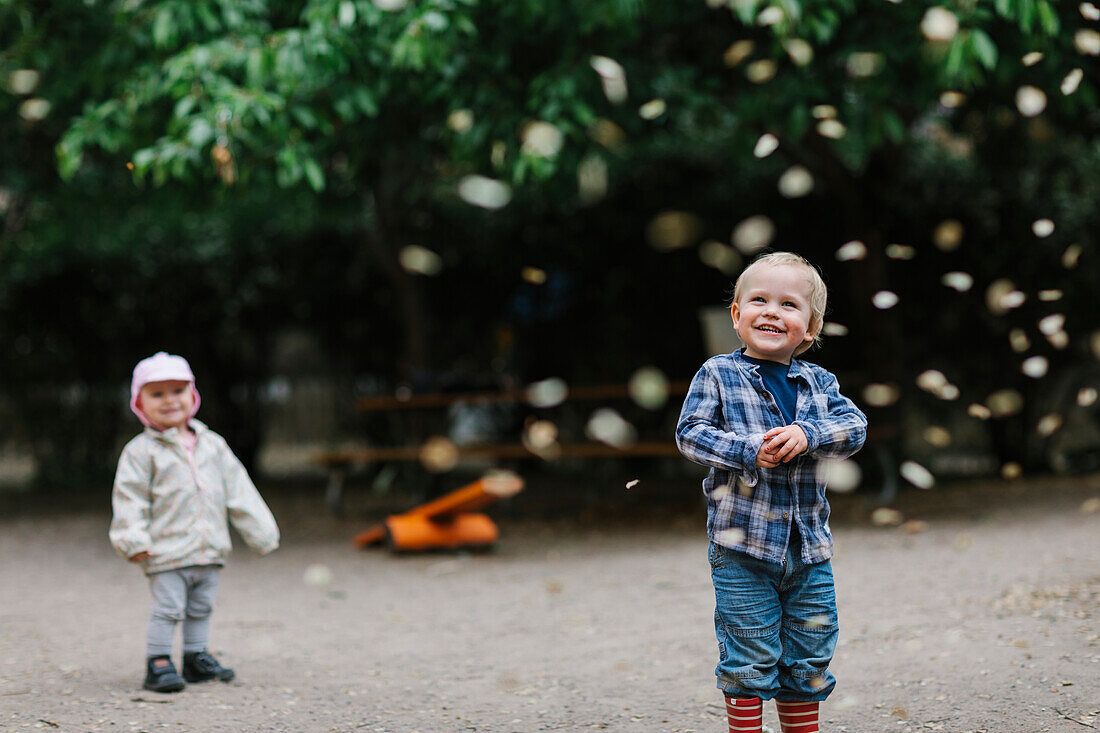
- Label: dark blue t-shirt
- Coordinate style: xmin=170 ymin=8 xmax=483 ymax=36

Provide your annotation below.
xmin=743 ymin=354 xmax=798 ymax=424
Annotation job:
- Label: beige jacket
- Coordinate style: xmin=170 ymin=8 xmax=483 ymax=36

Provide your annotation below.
xmin=109 ymin=419 xmax=279 ymax=575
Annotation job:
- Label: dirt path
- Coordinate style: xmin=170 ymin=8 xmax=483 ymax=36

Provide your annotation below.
xmin=1 ymin=477 xmax=1097 ymax=732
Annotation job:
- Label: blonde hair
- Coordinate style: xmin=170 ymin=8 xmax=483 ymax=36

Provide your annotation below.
xmin=732 ymin=251 xmax=827 ymax=356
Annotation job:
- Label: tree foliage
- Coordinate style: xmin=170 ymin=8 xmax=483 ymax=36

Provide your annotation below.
xmin=3 ymin=0 xmax=1100 ymax=480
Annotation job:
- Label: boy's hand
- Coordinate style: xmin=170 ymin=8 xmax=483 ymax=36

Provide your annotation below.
xmin=129 ymin=551 xmax=150 ymax=563
xmin=755 ymin=444 xmax=781 ymax=468
xmin=763 ymin=425 xmax=808 ymax=463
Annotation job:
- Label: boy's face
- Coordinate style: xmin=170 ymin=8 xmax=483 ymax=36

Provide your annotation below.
xmin=139 ymin=380 xmax=194 ymax=432
xmin=731 ymin=264 xmax=818 ymax=364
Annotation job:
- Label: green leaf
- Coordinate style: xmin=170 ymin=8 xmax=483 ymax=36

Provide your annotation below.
xmin=1035 ymin=1 xmax=1059 ymax=35
xmin=152 ymin=8 xmax=175 ymax=49
xmin=970 ymin=29 xmax=998 ymax=71
xmin=303 ymin=157 xmax=325 ymax=192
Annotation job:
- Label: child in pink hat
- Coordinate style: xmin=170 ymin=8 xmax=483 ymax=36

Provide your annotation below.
xmin=109 ymin=352 xmax=280 ymax=693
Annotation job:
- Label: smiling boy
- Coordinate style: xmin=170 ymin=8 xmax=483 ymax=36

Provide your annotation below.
xmin=676 ymin=252 xmax=868 ymax=733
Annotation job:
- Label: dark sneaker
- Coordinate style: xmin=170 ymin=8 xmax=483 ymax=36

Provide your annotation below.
xmin=143 ymin=656 xmax=186 ymax=693
xmin=182 ymin=650 xmax=235 ymax=683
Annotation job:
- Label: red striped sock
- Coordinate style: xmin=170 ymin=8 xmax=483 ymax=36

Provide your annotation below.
xmin=776 ymin=700 xmax=820 ymax=733
xmin=725 ymin=696 xmax=762 ymax=733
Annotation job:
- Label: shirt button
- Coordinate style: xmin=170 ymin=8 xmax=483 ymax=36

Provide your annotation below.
xmin=782 ymin=512 xmax=789 ymax=519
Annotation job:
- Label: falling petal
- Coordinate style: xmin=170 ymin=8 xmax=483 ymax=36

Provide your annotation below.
xmin=526 ymin=377 xmax=568 ymax=408
xmin=817 ymin=119 xmax=847 ymax=139
xmin=1031 ymin=218 xmax=1055 ymax=237
xmin=812 ymin=105 xmax=838 ymax=119
xmin=1080 ymin=498 xmax=1100 ymax=515
xmin=1082 ymin=2 xmax=1100 ymax=20
xmin=723 ymin=40 xmax=755 ymax=67
xmin=822 ymin=322 xmax=849 ymax=337
xmin=862 ymin=383 xmax=900 ymax=407
xmin=835 ymin=241 xmax=867 ymax=261
xmin=901 ymin=520 xmax=929 ymax=534
xmin=784 ymin=39 xmax=814 ymax=66
xmin=7 ymin=69 xmax=40 ymax=95
xmin=753 ymin=133 xmax=779 ymax=158
xmin=18 ymin=98 xmax=50 ymax=121
xmin=638 ymin=99 xmax=667 ymax=120
xmin=458 ymin=175 xmax=512 ymax=209
xmin=916 ymin=370 xmax=948 ymax=393
xmin=1022 ymin=51 xmax=1044 ymax=66
xmin=942 ymin=272 xmax=973 ymax=291
xmin=521 ymin=121 xmax=564 ymax=157
xmin=846 ymin=52 xmax=885 ymax=78
xmin=710 ymin=484 xmax=732 ymax=502
xmin=700 ymin=240 xmax=743 ymax=274
xmin=373 ymin=0 xmax=408 ymax=9
xmin=521 ymin=266 xmax=547 ymax=284
xmin=986 ymin=279 xmax=1025 ymax=315
xmin=589 ymin=55 xmax=628 ymax=104
xmin=628 ymin=366 xmax=670 ymax=410
xmin=1038 ymin=314 xmax=1066 ymax=335
xmin=1075 ymin=29 xmax=1100 ymax=55
xmin=1047 ymin=330 xmax=1069 ymax=349
xmin=1036 ymin=413 xmax=1063 ymax=437
xmin=1038 ymin=289 xmax=1063 ymax=301
xmin=938 ymin=384 xmax=960 ymax=401
xmin=873 ymin=291 xmax=899 ymax=310
xmin=447 ymin=109 xmax=474 ymax=132
xmin=923 ymin=426 xmax=952 ymax=447
xmin=1021 ymin=355 xmax=1049 ymax=378
xmin=746 ymin=59 xmax=778 ymax=84
xmin=523 ymin=419 xmax=559 ymax=451
xmin=968 ymin=403 xmax=992 ymax=419
xmin=1063 ymin=244 xmax=1083 ymax=268
xmin=303 ymin=564 xmax=334 ymax=588
xmin=1009 ymin=329 xmax=1030 ymax=353
xmin=625 ymin=479 xmax=640 ymax=490
xmin=900 ymin=460 xmax=935 ymax=489
xmin=646 ymin=211 xmax=702 ymax=251
xmin=920 ymin=7 xmax=959 ymax=41
xmin=933 ymin=220 xmax=964 ymax=250
xmin=586 ymin=408 xmax=637 ymax=448
xmin=731 ymin=215 xmax=776 ymax=254
xmin=886 ymin=244 xmax=916 ymax=260
xmin=419 ymin=436 xmax=460 ymax=472
xmin=778 ymin=166 xmax=814 ymax=198
xmin=715 ymin=528 xmax=746 ymax=547
xmin=939 ymin=91 xmax=966 ymax=108
xmin=1061 ymin=68 xmax=1084 ymax=95
xmin=1077 ymin=387 xmax=1098 ymax=407
xmin=871 ymin=507 xmax=904 ymax=526
xmin=757 ymin=5 xmax=784 ymax=25
xmin=578 ymin=155 xmax=609 ymax=205
xmin=805 ymin=614 xmax=832 ymax=629
xmin=398 ymin=245 xmax=443 ymax=276
xmin=589 ymin=119 xmax=626 ymax=148
xmin=987 ymin=389 xmax=1024 ymax=417
xmin=1001 ymin=462 xmax=1023 ymax=479
xmin=817 ymin=459 xmax=862 ymax=493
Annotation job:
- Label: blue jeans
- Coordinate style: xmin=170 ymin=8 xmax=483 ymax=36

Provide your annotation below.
xmin=709 ymin=532 xmax=838 ymax=701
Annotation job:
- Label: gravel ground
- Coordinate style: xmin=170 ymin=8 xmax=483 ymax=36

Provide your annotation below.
xmin=1 ymin=475 xmax=1097 ymax=732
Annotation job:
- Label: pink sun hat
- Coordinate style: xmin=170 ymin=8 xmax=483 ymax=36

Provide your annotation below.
xmin=130 ymin=351 xmax=202 ymax=427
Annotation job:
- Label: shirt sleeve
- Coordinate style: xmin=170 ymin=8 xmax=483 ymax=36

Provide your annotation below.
xmin=675 ymin=364 xmax=764 ymax=487
xmin=794 ymin=370 xmax=868 ymax=459
xmin=219 ymin=444 xmax=280 ymax=555
xmin=108 ymin=443 xmax=153 ymax=560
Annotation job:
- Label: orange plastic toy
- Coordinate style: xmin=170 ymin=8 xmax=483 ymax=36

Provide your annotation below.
xmin=352 ymin=471 xmax=524 ymax=551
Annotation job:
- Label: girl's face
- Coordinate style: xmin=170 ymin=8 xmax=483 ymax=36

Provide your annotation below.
xmin=139 ymin=380 xmax=194 ymax=432
xmin=731 ymin=264 xmax=818 ymax=364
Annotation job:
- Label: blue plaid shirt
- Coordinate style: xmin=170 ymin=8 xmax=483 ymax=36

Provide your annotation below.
xmin=676 ymin=349 xmax=867 ymax=565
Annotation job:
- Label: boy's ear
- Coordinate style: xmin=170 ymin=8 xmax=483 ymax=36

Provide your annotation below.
xmin=730 ymin=302 xmax=741 ymax=327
